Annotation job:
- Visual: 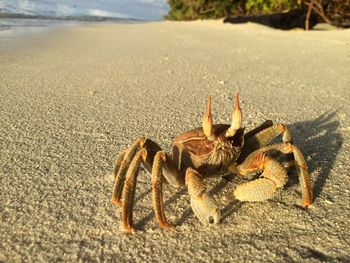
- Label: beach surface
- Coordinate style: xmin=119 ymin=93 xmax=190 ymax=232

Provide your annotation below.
xmin=1 ymin=21 xmax=349 ymax=262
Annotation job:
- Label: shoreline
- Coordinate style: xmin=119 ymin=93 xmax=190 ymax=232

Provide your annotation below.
xmin=0 ymin=18 xmax=346 ymax=53
xmin=0 ymin=18 xmax=155 ymax=53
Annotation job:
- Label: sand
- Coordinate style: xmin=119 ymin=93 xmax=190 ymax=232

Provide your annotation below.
xmin=0 ymin=20 xmax=349 ymax=262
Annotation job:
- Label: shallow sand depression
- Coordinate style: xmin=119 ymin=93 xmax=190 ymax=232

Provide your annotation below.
xmin=0 ymin=21 xmax=349 ymax=261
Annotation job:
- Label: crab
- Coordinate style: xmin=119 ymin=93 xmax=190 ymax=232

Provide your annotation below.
xmin=112 ymin=92 xmax=313 ymax=233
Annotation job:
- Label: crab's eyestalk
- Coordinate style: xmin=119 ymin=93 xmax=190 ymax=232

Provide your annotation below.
xmin=226 ymin=92 xmax=242 ymax=137
xmin=203 ymin=96 xmax=215 ymax=141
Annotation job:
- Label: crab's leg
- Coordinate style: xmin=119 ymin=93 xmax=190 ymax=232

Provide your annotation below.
xmin=239 ymin=123 xmax=293 ymax=166
xmin=112 ymin=138 xmax=146 ymax=206
xmin=143 ymin=140 xmax=183 ymax=228
xmin=141 ymin=139 xmax=184 ymax=190
xmin=121 ymin=149 xmax=147 ymax=233
xmin=235 ymin=143 xmax=312 ymax=208
xmin=115 ymin=137 xmax=183 ymax=232
xmin=244 ymin=120 xmax=273 ymax=141
xmin=260 ymin=143 xmax=312 ymax=208
xmin=185 ymin=168 xmax=220 ymax=226
xmin=112 ymin=149 xmax=126 ymax=181
xmin=151 ymin=151 xmax=176 ymax=228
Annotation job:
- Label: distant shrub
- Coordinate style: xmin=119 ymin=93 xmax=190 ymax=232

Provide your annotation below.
xmin=245 ymin=0 xmax=300 ymax=14
xmin=165 ymin=0 xmax=350 ymax=28
xmin=165 ymin=0 xmax=301 ymax=20
xmin=318 ymin=0 xmax=350 ymax=27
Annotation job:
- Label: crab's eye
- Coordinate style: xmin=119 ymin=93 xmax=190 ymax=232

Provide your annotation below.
xmin=233 ymin=136 xmax=244 ymax=148
xmin=231 ymin=128 xmax=245 ymax=148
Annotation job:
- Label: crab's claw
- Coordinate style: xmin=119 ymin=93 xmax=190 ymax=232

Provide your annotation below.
xmin=190 ymin=193 xmax=220 ymax=226
xmin=226 ymin=92 xmax=242 ymax=137
xmin=186 ymin=168 xmax=220 ymax=226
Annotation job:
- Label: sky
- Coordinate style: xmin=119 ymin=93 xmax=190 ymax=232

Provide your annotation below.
xmin=0 ymin=0 xmax=169 ymax=20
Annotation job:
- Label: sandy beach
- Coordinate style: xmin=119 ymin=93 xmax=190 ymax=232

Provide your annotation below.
xmin=1 ymin=20 xmax=349 ymax=262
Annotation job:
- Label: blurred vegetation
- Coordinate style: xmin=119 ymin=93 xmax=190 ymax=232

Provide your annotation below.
xmin=165 ymin=0 xmax=350 ymax=28
xmin=317 ymin=0 xmax=350 ymax=28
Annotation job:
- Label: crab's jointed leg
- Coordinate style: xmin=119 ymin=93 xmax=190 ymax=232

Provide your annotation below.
xmin=234 ymin=142 xmax=312 ymax=208
xmin=112 ymin=138 xmax=183 ymax=233
xmin=238 ymin=122 xmax=312 ymax=207
xmin=185 ymin=168 xmax=220 ymax=226
xmin=121 ymin=149 xmax=147 ymax=233
xmin=151 ymin=151 xmax=176 ymax=228
xmin=112 ymin=138 xmax=146 ymax=206
xmin=112 ymin=149 xmax=126 ymax=181
xmin=244 ymin=120 xmax=273 ymax=141
xmin=261 ymin=143 xmax=312 ymax=208
xmin=239 ymin=123 xmax=294 ymax=168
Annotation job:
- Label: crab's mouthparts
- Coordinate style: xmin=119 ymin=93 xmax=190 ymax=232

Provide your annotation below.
xmin=215 ymin=142 xmax=233 ymax=152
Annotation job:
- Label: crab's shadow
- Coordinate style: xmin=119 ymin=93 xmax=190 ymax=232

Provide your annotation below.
xmin=135 ymin=111 xmax=343 ymax=229
xmin=287 ymin=111 xmax=343 ymax=200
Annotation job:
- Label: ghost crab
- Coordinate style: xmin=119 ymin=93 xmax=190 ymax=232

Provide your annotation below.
xmin=112 ymin=92 xmax=313 ymax=233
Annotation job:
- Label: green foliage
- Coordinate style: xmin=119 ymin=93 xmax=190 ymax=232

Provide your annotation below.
xmin=246 ymin=0 xmax=299 ymax=14
xmin=165 ymin=0 xmax=244 ymax=20
xmin=165 ymin=0 xmax=301 ymax=20
xmin=165 ymin=0 xmax=350 ymax=28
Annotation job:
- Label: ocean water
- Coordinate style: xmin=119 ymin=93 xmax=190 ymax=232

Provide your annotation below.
xmin=0 ymin=0 xmax=168 ymax=20
xmin=0 ymin=18 xmax=84 ymax=52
